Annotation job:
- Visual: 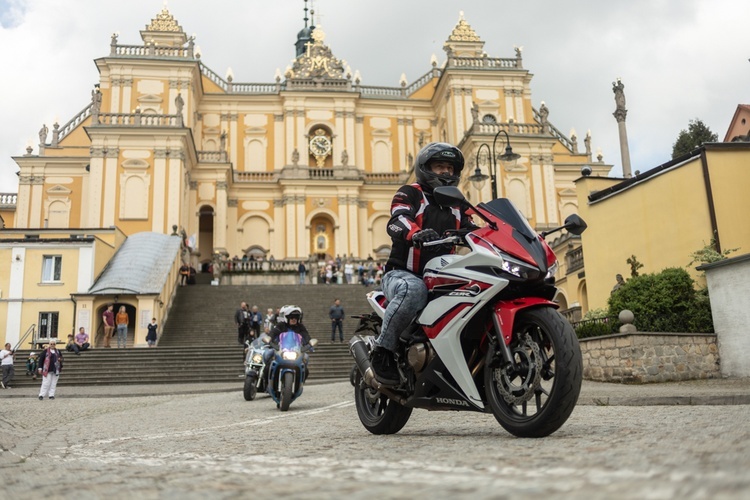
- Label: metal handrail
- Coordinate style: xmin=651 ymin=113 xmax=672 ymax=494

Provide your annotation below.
xmin=14 ymin=324 xmax=36 ymax=351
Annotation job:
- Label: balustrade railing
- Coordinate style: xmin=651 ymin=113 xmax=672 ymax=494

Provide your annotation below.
xmin=112 ymin=44 xmax=193 ymax=59
xmin=447 ymin=56 xmax=520 ymax=69
xmin=95 ymin=112 xmax=183 ymax=127
xmin=566 ymin=247 xmax=584 ymax=274
xmin=198 ymin=151 xmax=227 ymax=163
xmin=363 ymin=172 xmax=406 ymax=184
xmin=0 ymin=193 xmax=18 ymax=206
xmin=234 ymin=171 xmax=277 ymax=182
xmin=533 ymin=107 xmax=575 ymax=151
xmin=57 ymin=104 xmax=92 ymax=142
xmin=309 ymin=168 xmax=335 ymax=180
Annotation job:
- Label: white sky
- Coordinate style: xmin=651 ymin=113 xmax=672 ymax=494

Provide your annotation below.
xmin=1 ymin=0 xmax=748 ymax=192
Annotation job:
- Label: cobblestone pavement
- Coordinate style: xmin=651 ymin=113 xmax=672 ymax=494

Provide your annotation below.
xmin=1 ymin=382 xmax=749 ymax=499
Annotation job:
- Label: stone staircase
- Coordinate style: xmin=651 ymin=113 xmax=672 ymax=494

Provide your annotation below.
xmin=7 ymin=283 xmax=375 ymax=388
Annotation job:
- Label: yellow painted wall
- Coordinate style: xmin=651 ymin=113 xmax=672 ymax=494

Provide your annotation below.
xmin=577 ymin=145 xmax=750 ymax=310
xmin=705 ymin=147 xmax=750 ymax=253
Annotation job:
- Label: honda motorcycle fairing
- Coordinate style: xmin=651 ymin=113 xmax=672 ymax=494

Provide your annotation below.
xmin=350 ymin=186 xmax=585 ymax=438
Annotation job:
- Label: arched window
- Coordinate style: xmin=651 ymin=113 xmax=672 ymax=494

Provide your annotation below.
xmin=373 ymin=141 xmax=390 ymax=173
xmin=482 ymin=114 xmax=497 ymax=124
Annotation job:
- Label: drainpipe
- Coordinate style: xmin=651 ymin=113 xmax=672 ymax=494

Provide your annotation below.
xmin=699 ymin=148 xmax=720 ymax=253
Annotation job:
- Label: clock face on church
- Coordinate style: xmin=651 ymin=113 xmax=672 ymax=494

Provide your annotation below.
xmin=309 ymin=135 xmax=331 ymax=157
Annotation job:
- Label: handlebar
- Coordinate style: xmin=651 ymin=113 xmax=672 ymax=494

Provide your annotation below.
xmin=421 ymin=235 xmax=462 ymax=248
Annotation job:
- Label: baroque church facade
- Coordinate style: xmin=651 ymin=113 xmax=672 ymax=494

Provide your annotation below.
xmin=7 ymin=6 xmax=611 ymax=319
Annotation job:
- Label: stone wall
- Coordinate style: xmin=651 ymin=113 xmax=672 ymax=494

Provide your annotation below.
xmin=580 ymin=332 xmax=720 ymax=383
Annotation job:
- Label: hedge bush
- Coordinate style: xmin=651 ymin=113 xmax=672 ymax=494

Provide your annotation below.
xmin=607 ymin=267 xmax=713 ymax=333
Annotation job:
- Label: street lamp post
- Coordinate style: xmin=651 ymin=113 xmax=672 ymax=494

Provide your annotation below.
xmin=468 ymin=129 xmax=520 ymax=200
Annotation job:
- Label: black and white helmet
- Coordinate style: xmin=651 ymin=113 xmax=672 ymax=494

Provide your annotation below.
xmin=278 ymin=305 xmax=302 ymax=323
xmin=414 ymin=142 xmax=465 ymax=192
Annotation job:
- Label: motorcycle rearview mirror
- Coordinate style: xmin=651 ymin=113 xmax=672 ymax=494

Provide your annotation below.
xmin=432 ymin=186 xmax=467 ymax=208
xmin=539 ymin=214 xmax=588 ymax=238
xmin=432 ymin=186 xmax=498 ymax=230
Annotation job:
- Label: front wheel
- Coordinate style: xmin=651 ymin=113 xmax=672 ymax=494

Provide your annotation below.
xmin=485 ymin=307 xmax=582 ymax=438
xmin=279 ymin=371 xmax=294 ymax=411
xmin=353 ymin=371 xmax=412 ymax=435
xmin=243 ymin=376 xmax=257 ymax=401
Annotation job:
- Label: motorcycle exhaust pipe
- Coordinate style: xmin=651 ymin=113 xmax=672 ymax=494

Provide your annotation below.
xmin=349 ymin=336 xmax=382 ymax=391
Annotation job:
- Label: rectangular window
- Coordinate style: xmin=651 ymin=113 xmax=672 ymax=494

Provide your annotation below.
xmin=42 ymin=255 xmax=62 ymax=282
xmin=39 ymin=312 xmax=59 ymax=339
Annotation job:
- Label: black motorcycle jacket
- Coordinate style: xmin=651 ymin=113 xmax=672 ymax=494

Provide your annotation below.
xmin=268 ymin=322 xmax=311 ymax=346
xmin=385 ymin=183 xmax=475 ymax=275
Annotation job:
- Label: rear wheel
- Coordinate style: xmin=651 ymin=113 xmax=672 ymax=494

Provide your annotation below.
xmin=353 ymin=371 xmax=412 ymax=434
xmin=243 ymin=375 xmax=257 ymax=401
xmin=485 ymin=307 xmax=582 ymax=438
xmin=279 ymin=371 xmax=294 ymax=411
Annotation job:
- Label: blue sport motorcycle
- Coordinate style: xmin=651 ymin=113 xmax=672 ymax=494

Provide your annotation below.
xmin=265 ymin=331 xmax=318 ymax=411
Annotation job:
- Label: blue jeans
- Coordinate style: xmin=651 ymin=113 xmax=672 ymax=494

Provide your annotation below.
xmin=116 ymin=324 xmax=128 ymax=348
xmin=299 ymin=271 xmax=306 ymax=284
xmin=377 ymin=269 xmax=428 ymax=352
xmin=331 ymin=320 xmax=343 ymax=341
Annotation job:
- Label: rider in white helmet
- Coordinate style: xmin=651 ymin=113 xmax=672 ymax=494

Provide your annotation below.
xmin=262 ymin=305 xmax=313 ymax=377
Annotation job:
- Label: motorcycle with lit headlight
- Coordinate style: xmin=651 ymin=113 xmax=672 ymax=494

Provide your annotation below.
xmin=243 ymin=334 xmax=272 ymax=401
xmin=265 ymin=331 xmax=318 ymax=411
xmin=350 ymin=186 xmax=587 ymax=437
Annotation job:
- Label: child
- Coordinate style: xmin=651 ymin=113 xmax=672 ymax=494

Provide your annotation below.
xmin=146 ymin=318 xmax=158 ymax=347
xmin=26 ymin=352 xmax=39 ymax=380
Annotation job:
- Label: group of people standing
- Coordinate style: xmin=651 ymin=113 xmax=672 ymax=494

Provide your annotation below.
xmin=234 ymin=302 xmax=270 ymax=346
xmin=0 ymin=340 xmax=64 ymax=399
xmin=101 ymin=304 xmax=139 ymax=348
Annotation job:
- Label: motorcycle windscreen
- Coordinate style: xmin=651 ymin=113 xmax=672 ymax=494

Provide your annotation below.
xmin=278 ymin=330 xmax=302 ymax=351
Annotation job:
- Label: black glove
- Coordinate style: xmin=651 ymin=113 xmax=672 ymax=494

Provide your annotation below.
xmin=411 ymin=228 xmax=440 ymax=248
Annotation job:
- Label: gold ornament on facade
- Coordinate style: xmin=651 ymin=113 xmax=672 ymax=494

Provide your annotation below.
xmin=291 ymin=27 xmax=345 ymax=80
xmin=146 ymin=8 xmax=183 ymax=32
xmin=448 ymin=18 xmax=481 ymax=42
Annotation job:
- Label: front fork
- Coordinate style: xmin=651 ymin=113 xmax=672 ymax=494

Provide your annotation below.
xmin=488 ymin=298 xmax=559 ymax=371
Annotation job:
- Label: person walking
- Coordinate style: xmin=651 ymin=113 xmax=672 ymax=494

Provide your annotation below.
xmin=298 ymin=262 xmax=307 ymax=284
xmin=115 ymin=306 xmax=129 ymax=348
xmin=1 ymin=342 xmax=15 ymax=389
xmin=37 ymin=340 xmax=63 ymax=400
xmin=329 ymin=298 xmax=345 ymax=343
xmin=102 ymin=304 xmax=115 ymax=348
xmin=146 ymin=318 xmax=158 ymax=347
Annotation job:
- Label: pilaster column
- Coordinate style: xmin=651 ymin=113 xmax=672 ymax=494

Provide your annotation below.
xmin=215 ymin=181 xmax=228 ymax=250
xmin=152 ymin=151 xmax=167 ymax=232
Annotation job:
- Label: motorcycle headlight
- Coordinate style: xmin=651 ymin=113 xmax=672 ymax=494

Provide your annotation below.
xmin=545 ymin=261 xmax=559 ymax=281
xmin=282 ymin=351 xmax=299 ymax=361
xmin=252 ymin=354 xmax=263 ymax=364
xmin=499 ymin=252 xmax=541 ymax=280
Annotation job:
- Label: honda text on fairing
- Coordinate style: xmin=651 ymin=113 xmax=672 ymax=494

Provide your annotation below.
xmin=265 ymin=331 xmax=317 ymax=411
xmin=243 ymin=334 xmax=272 ymax=401
xmin=349 ymin=186 xmax=587 ymax=437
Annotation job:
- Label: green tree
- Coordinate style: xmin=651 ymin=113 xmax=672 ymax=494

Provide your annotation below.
xmin=672 ymin=118 xmax=718 ymax=159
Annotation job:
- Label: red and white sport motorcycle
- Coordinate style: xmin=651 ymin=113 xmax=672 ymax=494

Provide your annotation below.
xmin=349 ymin=186 xmax=587 ymax=438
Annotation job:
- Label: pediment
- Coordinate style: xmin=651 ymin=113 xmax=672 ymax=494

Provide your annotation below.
xmin=203 ymin=127 xmax=221 ymax=135
xmin=244 ymin=127 xmax=266 ymax=135
xmin=46 ymin=184 xmax=71 ymax=196
xmin=559 ymin=188 xmax=577 ymax=197
xmin=121 ymin=159 xmax=150 ymax=169
xmin=372 ymin=128 xmax=391 ymax=138
xmin=137 ymin=94 xmax=164 ymax=104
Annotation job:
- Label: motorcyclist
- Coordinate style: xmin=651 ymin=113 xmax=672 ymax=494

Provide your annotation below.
xmin=262 ymin=305 xmax=312 ymax=380
xmin=371 ymin=142 xmax=476 ymax=385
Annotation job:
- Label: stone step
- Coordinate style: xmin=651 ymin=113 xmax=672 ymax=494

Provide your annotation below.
xmin=11 ymin=284 xmax=372 ymax=386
